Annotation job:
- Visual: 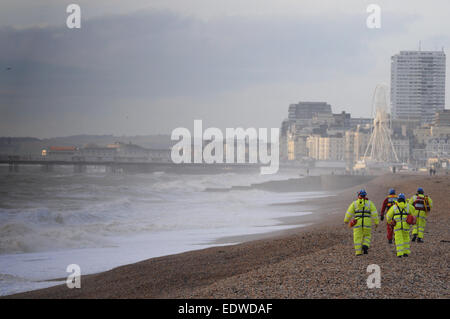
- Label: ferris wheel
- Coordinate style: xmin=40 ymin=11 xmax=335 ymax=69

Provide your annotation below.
xmin=363 ymin=83 xmax=400 ymax=163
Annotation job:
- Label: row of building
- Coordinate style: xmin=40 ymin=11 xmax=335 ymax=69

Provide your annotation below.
xmin=280 ymin=49 xmax=448 ymax=170
xmin=280 ymin=101 xmax=450 ymax=169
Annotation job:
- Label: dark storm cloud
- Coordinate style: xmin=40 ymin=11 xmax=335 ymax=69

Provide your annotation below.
xmin=0 ymin=10 xmax=386 ymax=97
xmin=0 ymin=9 xmax=410 ymax=136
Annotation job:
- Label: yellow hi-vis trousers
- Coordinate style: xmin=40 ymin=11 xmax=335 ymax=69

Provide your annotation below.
xmin=353 ymin=226 xmax=371 ymax=255
xmin=412 ymin=211 xmax=427 ymax=239
xmin=394 ymin=229 xmax=410 ymax=256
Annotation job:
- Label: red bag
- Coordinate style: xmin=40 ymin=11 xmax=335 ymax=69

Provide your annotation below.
xmin=406 ymin=215 xmax=416 ymax=225
xmin=349 ymin=219 xmax=357 ymax=228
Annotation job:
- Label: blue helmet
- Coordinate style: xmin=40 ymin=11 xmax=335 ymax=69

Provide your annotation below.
xmin=417 ymin=187 xmax=424 ymax=194
xmin=358 ymin=189 xmax=367 ymax=197
xmin=398 ymin=193 xmax=406 ymax=201
xmin=389 ymin=188 xmax=395 ymax=195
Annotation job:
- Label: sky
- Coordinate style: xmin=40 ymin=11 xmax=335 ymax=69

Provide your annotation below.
xmin=0 ymin=0 xmax=449 ymax=138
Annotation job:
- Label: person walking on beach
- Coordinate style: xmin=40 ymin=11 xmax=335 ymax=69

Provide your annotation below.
xmin=409 ymin=187 xmax=433 ymax=243
xmin=344 ymin=189 xmax=379 ymax=256
xmin=386 ymin=193 xmax=415 ymax=258
xmin=380 ymin=188 xmax=397 ymax=244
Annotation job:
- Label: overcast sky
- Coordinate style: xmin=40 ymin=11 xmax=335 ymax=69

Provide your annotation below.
xmin=0 ymin=0 xmax=449 ymax=138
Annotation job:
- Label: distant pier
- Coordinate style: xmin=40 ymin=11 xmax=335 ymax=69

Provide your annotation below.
xmin=0 ymin=156 xmax=262 ymax=174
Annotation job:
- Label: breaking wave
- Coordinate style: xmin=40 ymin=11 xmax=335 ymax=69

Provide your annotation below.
xmin=0 ymin=166 xmax=305 ymax=254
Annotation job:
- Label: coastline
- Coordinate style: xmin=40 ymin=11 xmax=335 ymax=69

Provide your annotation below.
xmin=5 ymin=173 xmax=449 ymax=298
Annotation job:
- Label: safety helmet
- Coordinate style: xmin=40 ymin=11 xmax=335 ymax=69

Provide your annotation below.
xmin=358 ymin=189 xmax=367 ymax=197
xmin=398 ymin=193 xmax=406 ymax=201
xmin=417 ymin=187 xmax=424 ymax=194
xmin=389 ymin=188 xmax=395 ymax=195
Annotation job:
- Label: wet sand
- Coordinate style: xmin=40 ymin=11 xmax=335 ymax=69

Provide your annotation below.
xmin=6 ymin=174 xmax=449 ymax=298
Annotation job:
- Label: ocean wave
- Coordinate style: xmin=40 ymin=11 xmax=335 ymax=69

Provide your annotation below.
xmin=0 ymin=169 xmax=306 ymax=254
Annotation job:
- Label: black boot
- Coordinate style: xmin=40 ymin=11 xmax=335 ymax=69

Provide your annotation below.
xmin=418 ymin=238 xmax=424 ymax=243
xmin=403 ymin=254 xmax=408 ymax=257
xmin=362 ymin=245 xmax=369 ymax=254
xmin=388 ymin=239 xmax=392 ymax=244
xmin=412 ymin=234 xmax=417 ymax=242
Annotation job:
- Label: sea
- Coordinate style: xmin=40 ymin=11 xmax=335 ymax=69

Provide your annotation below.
xmin=0 ymin=164 xmax=328 ymax=296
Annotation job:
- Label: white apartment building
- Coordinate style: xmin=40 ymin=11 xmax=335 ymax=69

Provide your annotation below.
xmin=306 ymin=135 xmax=345 ymax=161
xmin=392 ymin=138 xmax=410 ymax=163
xmin=391 ymin=50 xmax=446 ymax=124
xmin=426 ymin=137 xmax=450 ymax=159
xmin=344 ymin=129 xmax=371 ymax=163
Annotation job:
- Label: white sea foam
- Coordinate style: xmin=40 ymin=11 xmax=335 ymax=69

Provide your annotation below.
xmin=0 ymin=166 xmax=328 ymax=295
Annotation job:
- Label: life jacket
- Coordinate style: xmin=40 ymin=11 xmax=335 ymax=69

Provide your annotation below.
xmin=392 ymin=203 xmax=411 ymax=230
xmin=386 ymin=194 xmax=397 ymax=209
xmin=413 ymin=194 xmax=429 ymax=212
xmin=350 ymin=198 xmax=373 ymax=228
xmin=354 ymin=198 xmax=372 ymax=218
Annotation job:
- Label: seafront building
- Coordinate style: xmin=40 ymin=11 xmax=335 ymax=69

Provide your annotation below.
xmin=434 ymin=109 xmax=450 ymax=126
xmin=280 ymin=100 xmax=449 ymax=171
xmin=391 ymin=50 xmax=446 ymax=124
xmin=281 ymin=49 xmax=448 ymax=171
xmin=280 ymin=101 xmax=373 ymax=166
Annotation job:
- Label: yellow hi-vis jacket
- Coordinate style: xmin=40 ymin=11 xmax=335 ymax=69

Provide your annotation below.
xmin=344 ymin=198 xmax=379 ymax=228
xmin=386 ymin=201 xmax=415 ymax=231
